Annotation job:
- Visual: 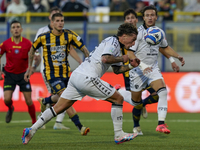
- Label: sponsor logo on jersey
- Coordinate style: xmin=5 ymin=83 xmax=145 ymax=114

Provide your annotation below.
xmin=13 ymin=46 xmax=21 ymax=48
xmin=51 ymin=51 xmax=66 ymax=61
xmin=76 ymin=36 xmax=81 ymax=41
xmin=50 ymin=45 xmax=66 ymax=52
xmin=46 ymin=43 xmax=54 ymax=46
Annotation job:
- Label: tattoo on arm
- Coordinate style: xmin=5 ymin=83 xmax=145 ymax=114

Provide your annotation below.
xmin=112 ymin=65 xmax=130 ymax=74
xmin=81 ymin=47 xmax=90 ymax=57
xmin=28 ymin=48 xmax=35 ymax=68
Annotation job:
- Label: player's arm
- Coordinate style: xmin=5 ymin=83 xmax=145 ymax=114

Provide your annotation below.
xmin=101 ymin=54 xmax=140 ymax=74
xmin=24 ymin=47 xmax=36 ymax=82
xmin=0 ymin=56 xmax=5 ymax=80
xmin=0 ymin=43 xmax=5 ymax=80
xmin=159 ymin=47 xmax=180 ymax=72
xmin=80 ymin=46 xmax=90 ymax=58
xmin=160 ymin=46 xmax=185 ymax=66
xmin=112 ymin=58 xmax=140 ymax=74
xmin=69 ymin=45 xmax=82 ymax=64
xmin=31 ymin=50 xmax=41 ymax=74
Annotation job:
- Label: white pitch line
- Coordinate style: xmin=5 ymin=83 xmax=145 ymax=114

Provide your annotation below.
xmin=0 ymin=119 xmax=200 ymax=124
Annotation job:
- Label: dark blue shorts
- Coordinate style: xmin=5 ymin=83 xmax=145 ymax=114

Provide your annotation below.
xmin=47 ymin=77 xmax=69 ymax=95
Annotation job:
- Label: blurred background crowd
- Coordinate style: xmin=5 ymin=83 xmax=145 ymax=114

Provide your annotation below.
xmin=0 ymin=0 xmax=200 ymax=22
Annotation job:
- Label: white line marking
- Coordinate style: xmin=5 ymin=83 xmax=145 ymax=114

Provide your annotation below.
xmin=1 ymin=119 xmax=200 ymax=124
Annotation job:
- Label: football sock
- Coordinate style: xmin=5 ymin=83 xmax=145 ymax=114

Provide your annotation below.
xmin=56 ymin=111 xmax=66 ymax=123
xmin=70 ymin=114 xmax=82 ymax=131
xmin=132 ymin=100 xmax=143 ymax=127
xmin=111 ymin=103 xmax=123 ymax=137
xmin=31 ymin=107 xmax=57 ymax=131
xmin=158 ymin=121 xmax=165 ymax=125
xmin=42 ymin=95 xmax=53 ymax=105
xmin=28 ymin=104 xmax=36 ymax=124
xmin=142 ymin=94 xmax=159 ymax=106
xmin=4 ymin=100 xmax=13 ymax=110
xmin=157 ymin=87 xmax=168 ymax=122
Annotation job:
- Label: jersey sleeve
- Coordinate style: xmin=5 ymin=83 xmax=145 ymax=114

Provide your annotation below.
xmin=70 ymin=30 xmax=85 ymax=50
xmin=160 ymin=30 xmax=168 ymax=48
xmin=32 ymin=35 xmax=42 ymax=50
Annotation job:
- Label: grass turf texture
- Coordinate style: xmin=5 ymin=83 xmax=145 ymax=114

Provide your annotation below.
xmin=0 ymin=112 xmax=199 ymax=150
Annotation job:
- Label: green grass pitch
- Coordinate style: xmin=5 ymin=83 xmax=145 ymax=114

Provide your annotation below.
xmin=0 ymin=112 xmax=199 ymax=150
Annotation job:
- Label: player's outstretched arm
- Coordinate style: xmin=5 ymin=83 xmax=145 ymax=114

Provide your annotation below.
xmin=69 ymin=45 xmax=82 ymax=64
xmin=159 ymin=47 xmax=180 ymax=72
xmin=160 ymin=46 xmax=185 ymax=66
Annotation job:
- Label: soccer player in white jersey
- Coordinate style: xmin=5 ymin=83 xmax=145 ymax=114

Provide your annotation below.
xmin=116 ymin=8 xmax=182 ymax=135
xmin=34 ymin=7 xmax=90 ymax=134
xmin=22 ymin=23 xmax=140 ymax=145
xmin=124 ymin=5 xmax=185 ymax=134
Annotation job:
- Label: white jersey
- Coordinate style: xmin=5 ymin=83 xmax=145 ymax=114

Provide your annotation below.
xmin=75 ymin=36 xmax=122 ymax=78
xmin=130 ymin=25 xmax=168 ymax=68
xmin=34 ymin=25 xmax=52 ymax=73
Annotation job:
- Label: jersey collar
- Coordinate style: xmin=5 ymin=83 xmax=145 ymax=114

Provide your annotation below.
xmin=11 ymin=36 xmax=22 ymax=42
xmin=48 ymin=24 xmax=53 ymax=30
xmin=143 ymin=23 xmax=148 ymax=29
xmin=113 ymin=35 xmax=125 ymax=48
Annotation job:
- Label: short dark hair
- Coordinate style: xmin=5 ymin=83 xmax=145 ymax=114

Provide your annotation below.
xmin=124 ymin=8 xmax=138 ymax=20
xmin=117 ymin=23 xmax=138 ymax=36
xmin=51 ymin=13 xmax=63 ymax=21
xmin=10 ymin=20 xmax=21 ymax=27
xmin=141 ymin=5 xmax=158 ymax=17
xmin=49 ymin=6 xmax=61 ymax=13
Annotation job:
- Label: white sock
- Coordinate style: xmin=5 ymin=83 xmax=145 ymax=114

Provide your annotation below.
xmin=56 ymin=111 xmax=66 ymax=123
xmin=31 ymin=107 xmax=57 ymax=131
xmin=118 ymin=89 xmax=138 ymax=106
xmin=111 ymin=104 xmax=123 ymax=138
xmin=157 ymin=88 xmax=168 ymax=121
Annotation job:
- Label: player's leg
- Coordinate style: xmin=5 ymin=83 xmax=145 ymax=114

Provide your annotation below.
xmin=4 ymin=90 xmax=14 ymax=123
xmin=22 ymin=97 xmax=75 ymax=145
xmin=150 ymin=79 xmax=170 ymax=134
xmin=66 ymin=106 xmax=89 ymax=135
xmin=23 ymin=91 xmax=36 ymax=124
xmin=3 ymin=71 xmax=16 ymax=123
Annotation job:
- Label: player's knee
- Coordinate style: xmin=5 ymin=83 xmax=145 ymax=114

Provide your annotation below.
xmin=115 ymin=94 xmax=124 ymax=105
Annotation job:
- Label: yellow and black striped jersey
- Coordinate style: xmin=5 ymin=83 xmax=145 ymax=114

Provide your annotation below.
xmin=32 ymin=29 xmax=85 ymax=80
xmin=121 ymin=47 xmax=131 ymax=90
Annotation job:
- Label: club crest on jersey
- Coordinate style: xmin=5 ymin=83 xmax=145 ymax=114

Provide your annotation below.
xmin=63 ymin=40 xmax=67 ymax=44
xmin=56 ymin=84 xmax=61 ymax=90
xmin=15 ymin=49 xmax=19 ymax=54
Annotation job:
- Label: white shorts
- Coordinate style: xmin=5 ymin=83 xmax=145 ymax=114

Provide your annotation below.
xmin=61 ymin=72 xmax=116 ymax=101
xmin=129 ymin=65 xmax=163 ymax=92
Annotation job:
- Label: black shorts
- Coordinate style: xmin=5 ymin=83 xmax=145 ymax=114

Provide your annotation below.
xmin=4 ymin=70 xmax=32 ymax=92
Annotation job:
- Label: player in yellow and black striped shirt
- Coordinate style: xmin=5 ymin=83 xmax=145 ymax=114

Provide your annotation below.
xmin=24 ymin=13 xmax=90 ymax=135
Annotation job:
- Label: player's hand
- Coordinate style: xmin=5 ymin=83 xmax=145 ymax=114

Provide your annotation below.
xmin=143 ymin=67 xmax=152 ymax=75
xmin=177 ymin=56 xmax=185 ymax=66
xmin=171 ymin=62 xmax=180 ymax=72
xmin=24 ymin=69 xmax=31 ymax=82
xmin=129 ymin=58 xmax=140 ymax=68
xmin=122 ymin=55 xmax=129 ymax=63
xmin=0 ymin=71 xmax=5 ymax=80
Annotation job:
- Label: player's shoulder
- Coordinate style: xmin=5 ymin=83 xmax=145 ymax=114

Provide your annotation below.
xmin=103 ymin=36 xmax=119 ymax=47
xmin=137 ymin=25 xmax=145 ymax=32
xmin=38 ymin=30 xmax=51 ymax=38
xmin=2 ymin=38 xmax=12 ymax=45
xmin=63 ymin=29 xmax=77 ymax=35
